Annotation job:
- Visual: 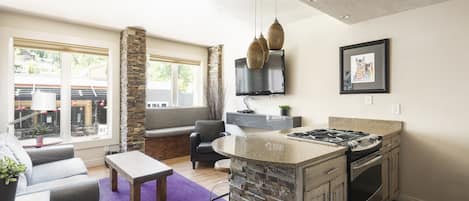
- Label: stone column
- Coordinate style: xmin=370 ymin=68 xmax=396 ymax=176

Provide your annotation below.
xmin=120 ymin=27 xmax=146 ymax=152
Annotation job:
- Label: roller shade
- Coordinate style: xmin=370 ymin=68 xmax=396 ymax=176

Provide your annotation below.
xmin=149 ymin=54 xmax=200 ymax=66
xmin=13 ymin=37 xmax=109 ymax=56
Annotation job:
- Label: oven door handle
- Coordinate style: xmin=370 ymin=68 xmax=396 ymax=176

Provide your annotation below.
xmin=353 ymin=155 xmax=383 ymax=171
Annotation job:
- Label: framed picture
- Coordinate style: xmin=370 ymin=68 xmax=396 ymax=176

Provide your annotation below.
xmin=340 ymin=39 xmax=390 ymax=94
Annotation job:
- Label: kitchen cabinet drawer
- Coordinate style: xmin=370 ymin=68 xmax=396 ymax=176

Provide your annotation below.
xmin=382 ymin=135 xmax=401 ymax=152
xmin=391 ymin=135 xmax=401 ymax=149
xmin=381 ymin=138 xmax=393 ymax=152
xmin=304 ymin=156 xmax=346 ymax=191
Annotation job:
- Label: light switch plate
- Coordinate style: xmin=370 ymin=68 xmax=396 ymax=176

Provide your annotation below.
xmin=392 ymin=104 xmax=401 ymax=115
xmin=365 ymin=96 xmax=373 ymax=105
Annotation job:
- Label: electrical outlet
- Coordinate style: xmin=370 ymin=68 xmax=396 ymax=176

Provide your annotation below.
xmin=392 ymin=104 xmax=401 ymax=115
xmin=365 ymin=96 xmax=373 ymax=105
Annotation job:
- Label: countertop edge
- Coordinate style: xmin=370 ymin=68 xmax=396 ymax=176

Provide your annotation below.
xmin=213 ymin=143 xmax=348 ymax=167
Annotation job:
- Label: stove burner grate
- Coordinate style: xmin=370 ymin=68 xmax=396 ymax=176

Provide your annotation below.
xmin=288 ymin=129 xmax=369 ymax=144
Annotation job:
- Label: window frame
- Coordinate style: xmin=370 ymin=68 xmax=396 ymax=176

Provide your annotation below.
xmin=147 ymin=54 xmax=203 ymax=108
xmin=9 ymin=37 xmax=117 ymax=147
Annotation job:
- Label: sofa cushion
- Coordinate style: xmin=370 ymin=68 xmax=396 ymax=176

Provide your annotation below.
xmin=0 ymin=142 xmax=27 ymax=193
xmin=145 ymin=126 xmax=195 ymax=138
xmin=30 ymin=158 xmax=87 ymax=185
xmin=145 ymin=107 xmax=209 ymax=130
xmin=21 ymin=174 xmax=89 ymax=194
xmin=196 ymin=142 xmax=214 ymax=154
xmin=4 ymin=135 xmax=33 ymax=184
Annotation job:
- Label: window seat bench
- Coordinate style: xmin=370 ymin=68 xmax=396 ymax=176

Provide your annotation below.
xmin=144 ymin=107 xmax=209 ymax=160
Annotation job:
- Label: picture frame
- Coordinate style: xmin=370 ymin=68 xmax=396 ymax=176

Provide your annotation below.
xmin=340 ymin=39 xmax=390 ymax=94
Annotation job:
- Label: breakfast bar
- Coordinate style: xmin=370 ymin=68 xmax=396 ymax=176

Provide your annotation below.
xmin=212 ymin=130 xmax=348 ymax=201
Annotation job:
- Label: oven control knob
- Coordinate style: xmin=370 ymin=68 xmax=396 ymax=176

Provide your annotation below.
xmin=368 ymin=136 xmax=379 ymax=143
xmin=348 ymin=140 xmax=359 ymax=148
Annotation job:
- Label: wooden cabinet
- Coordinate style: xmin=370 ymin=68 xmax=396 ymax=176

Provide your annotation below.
xmin=381 ymin=135 xmax=401 ymax=201
xmin=382 ymin=153 xmax=390 ymax=201
xmin=389 ymin=147 xmax=400 ymax=200
xmin=304 ymin=156 xmax=347 ymax=201
xmin=305 ymin=183 xmax=330 ymax=201
xmin=304 ymin=175 xmax=346 ymax=201
xmin=330 ymin=174 xmax=347 ymax=201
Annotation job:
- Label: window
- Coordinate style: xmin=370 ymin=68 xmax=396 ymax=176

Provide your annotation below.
xmin=13 ymin=38 xmax=109 ymax=140
xmin=14 ymin=48 xmax=62 ymax=139
xmin=70 ymin=53 xmax=108 ymax=137
xmin=146 ymin=55 xmax=202 ymax=108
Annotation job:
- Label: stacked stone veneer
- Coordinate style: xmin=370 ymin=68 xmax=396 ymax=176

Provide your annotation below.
xmin=207 ymin=45 xmax=224 ymax=120
xmin=120 ymin=27 xmax=146 ymax=152
xmin=230 ymin=158 xmax=296 ymax=201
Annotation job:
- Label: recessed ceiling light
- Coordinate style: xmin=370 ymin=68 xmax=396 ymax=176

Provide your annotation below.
xmin=341 ymin=15 xmax=351 ymax=19
xmin=309 ymin=0 xmax=318 ymax=2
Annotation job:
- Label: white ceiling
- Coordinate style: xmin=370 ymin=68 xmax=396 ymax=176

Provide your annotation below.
xmin=0 ymin=0 xmax=320 ymax=46
xmin=301 ymin=0 xmax=450 ymax=24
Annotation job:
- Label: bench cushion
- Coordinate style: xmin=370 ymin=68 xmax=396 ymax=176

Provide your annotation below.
xmin=145 ymin=107 xmax=209 ymax=130
xmin=145 ymin=126 xmax=195 ymax=138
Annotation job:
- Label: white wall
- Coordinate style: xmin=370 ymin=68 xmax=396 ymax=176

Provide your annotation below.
xmin=224 ymin=0 xmax=469 ymax=201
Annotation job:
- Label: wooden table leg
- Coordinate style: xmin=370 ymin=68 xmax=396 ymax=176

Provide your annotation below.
xmin=131 ymin=182 xmax=141 ymax=201
xmin=111 ymin=168 xmax=118 ymax=192
xmin=157 ymin=177 xmax=167 ymax=201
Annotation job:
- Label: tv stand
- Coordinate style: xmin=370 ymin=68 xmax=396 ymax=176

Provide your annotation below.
xmin=226 ymin=112 xmax=302 ymax=130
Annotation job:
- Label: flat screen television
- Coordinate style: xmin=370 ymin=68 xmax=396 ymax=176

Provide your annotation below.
xmin=235 ymin=50 xmax=286 ymax=96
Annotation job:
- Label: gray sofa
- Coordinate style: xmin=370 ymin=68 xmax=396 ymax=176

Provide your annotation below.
xmin=0 ymin=134 xmax=99 ymax=201
xmin=145 ymin=107 xmax=209 ymax=138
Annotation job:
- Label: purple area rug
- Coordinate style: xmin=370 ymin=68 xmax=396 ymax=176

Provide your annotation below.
xmin=99 ymin=172 xmax=226 ymax=201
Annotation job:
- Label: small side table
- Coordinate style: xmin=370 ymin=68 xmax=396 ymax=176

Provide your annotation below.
xmin=105 ymin=151 xmax=173 ymax=201
xmin=20 ymin=137 xmax=63 ymax=148
xmin=16 ymin=191 xmax=50 ymax=201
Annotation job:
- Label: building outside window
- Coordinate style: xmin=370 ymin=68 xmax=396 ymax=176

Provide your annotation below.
xmin=13 ymin=38 xmax=110 ymax=140
xmin=146 ymin=55 xmax=202 ymax=108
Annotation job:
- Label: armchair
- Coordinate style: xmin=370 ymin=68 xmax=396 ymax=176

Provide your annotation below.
xmin=190 ymin=120 xmax=228 ymax=169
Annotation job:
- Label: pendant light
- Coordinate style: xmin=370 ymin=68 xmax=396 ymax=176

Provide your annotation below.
xmin=257 ymin=0 xmax=269 ymax=63
xmin=268 ymin=0 xmax=284 ymax=50
xmin=247 ymin=0 xmax=265 ymax=70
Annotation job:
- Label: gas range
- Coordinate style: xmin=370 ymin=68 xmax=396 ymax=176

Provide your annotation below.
xmin=288 ymin=128 xmax=384 ymax=201
xmin=287 ymin=129 xmax=382 ymax=160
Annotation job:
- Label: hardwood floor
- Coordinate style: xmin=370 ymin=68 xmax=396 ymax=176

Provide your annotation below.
xmin=88 ymin=155 xmax=230 ymax=196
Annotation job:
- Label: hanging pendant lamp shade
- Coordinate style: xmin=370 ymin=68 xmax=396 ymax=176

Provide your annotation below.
xmin=246 ymin=0 xmax=264 ymax=70
xmin=247 ymin=37 xmax=265 ymax=70
xmin=258 ymin=33 xmax=269 ymax=63
xmin=268 ymin=18 xmax=284 ymax=50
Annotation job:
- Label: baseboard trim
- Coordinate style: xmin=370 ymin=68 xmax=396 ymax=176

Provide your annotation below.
xmin=398 ymin=194 xmax=426 ymax=201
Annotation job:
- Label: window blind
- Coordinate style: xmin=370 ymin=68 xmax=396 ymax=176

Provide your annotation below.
xmin=149 ymin=54 xmax=201 ymax=66
xmin=13 ymin=37 xmax=109 ymax=56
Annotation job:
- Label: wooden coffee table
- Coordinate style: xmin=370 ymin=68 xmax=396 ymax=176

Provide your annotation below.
xmin=105 ymin=151 xmax=173 ymax=201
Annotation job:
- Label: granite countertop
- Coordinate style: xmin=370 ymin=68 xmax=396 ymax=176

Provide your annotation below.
xmin=212 ymin=128 xmax=347 ymax=167
xmin=329 ymin=117 xmax=403 ymax=139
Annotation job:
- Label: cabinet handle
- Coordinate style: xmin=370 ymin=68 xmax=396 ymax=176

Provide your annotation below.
xmin=326 ymin=168 xmax=337 ymax=175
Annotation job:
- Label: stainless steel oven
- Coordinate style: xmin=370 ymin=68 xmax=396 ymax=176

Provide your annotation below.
xmin=350 ymin=151 xmax=383 ymax=201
